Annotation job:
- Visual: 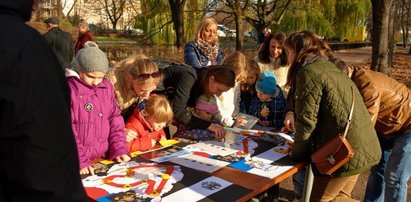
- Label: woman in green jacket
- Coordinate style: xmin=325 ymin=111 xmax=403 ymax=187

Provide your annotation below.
xmin=284 ymin=30 xmax=381 ymax=201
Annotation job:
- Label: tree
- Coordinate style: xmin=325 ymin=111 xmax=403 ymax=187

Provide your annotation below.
xmin=168 ymin=0 xmax=187 ymax=49
xmin=371 ymin=0 xmax=394 ymax=74
xmin=87 ymin=0 xmax=127 ymax=30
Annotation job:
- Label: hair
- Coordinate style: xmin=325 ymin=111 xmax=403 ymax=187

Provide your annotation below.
xmin=145 ymin=95 xmax=173 ymax=123
xmin=201 ymin=65 xmax=236 ymax=98
xmin=78 ymin=20 xmax=89 ymax=30
xmin=241 ymin=59 xmax=261 ymax=92
xmin=112 ymin=54 xmax=161 ymax=100
xmin=258 ymin=31 xmax=288 ymax=66
xmin=194 ymin=17 xmax=218 ymax=44
xmin=222 ymin=51 xmax=247 ymax=84
xmin=284 ymin=30 xmax=332 ymax=87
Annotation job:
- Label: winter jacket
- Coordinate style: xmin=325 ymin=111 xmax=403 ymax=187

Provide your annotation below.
xmin=43 ymin=26 xmax=74 ymax=69
xmin=0 ymin=0 xmax=86 ymax=201
xmin=74 ymin=30 xmax=93 ymax=55
xmin=184 ymin=41 xmax=223 ymax=72
xmin=125 ymin=106 xmax=166 ymax=152
xmin=350 ymin=67 xmax=411 ymax=136
xmin=68 ymin=76 xmax=127 ymax=169
xmin=292 ymin=58 xmax=381 ymax=177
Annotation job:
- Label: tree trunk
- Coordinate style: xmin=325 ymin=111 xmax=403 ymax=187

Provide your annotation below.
xmin=388 ymin=1 xmax=395 ymax=69
xmin=234 ymin=0 xmax=243 ymax=51
xmin=371 ymin=0 xmax=394 ymax=74
xmin=169 ymin=0 xmax=186 ymax=49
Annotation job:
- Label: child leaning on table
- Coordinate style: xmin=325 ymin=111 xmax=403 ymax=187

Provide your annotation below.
xmin=68 ymin=41 xmax=130 ymax=175
xmin=248 ymin=71 xmax=286 ymax=129
xmin=125 ymin=95 xmax=173 ymax=152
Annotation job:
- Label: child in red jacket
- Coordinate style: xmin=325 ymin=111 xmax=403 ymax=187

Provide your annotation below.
xmin=125 ymin=95 xmax=173 ymax=152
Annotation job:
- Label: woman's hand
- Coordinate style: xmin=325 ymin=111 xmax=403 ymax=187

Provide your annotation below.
xmin=125 ymin=129 xmax=138 ymax=142
xmin=208 ymin=123 xmax=225 ymax=140
xmin=115 ymin=154 xmax=131 ymax=163
xmin=282 ymin=112 xmax=295 ymax=133
xmin=260 ymin=107 xmax=270 ymax=117
xmin=80 ymin=165 xmax=94 ymax=175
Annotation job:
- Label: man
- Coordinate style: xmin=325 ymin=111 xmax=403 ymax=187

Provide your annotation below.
xmin=0 ymin=0 xmax=86 ymax=201
xmin=43 ymin=16 xmax=74 ymax=70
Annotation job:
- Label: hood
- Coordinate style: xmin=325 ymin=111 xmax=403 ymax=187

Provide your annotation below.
xmin=0 ymin=0 xmax=33 ymax=21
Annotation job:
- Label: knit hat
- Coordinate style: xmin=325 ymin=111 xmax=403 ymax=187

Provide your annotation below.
xmin=256 ymin=71 xmax=278 ymax=95
xmin=195 ymin=95 xmax=218 ymax=114
xmin=72 ymin=41 xmax=109 ymax=73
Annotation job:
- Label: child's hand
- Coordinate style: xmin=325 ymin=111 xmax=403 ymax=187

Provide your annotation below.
xmin=125 ymin=129 xmax=138 ymax=142
xmin=160 ymin=135 xmax=167 ymax=141
xmin=80 ymin=165 xmax=94 ymax=176
xmin=235 ymin=116 xmax=247 ymax=127
xmin=151 ymin=139 xmax=157 ymax=147
xmin=115 ymin=154 xmax=131 ymax=163
xmin=260 ymin=107 xmax=270 ymax=117
xmin=259 ymin=120 xmax=270 ymax=126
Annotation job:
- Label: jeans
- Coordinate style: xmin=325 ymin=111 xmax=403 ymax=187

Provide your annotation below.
xmin=293 ymin=167 xmax=306 ymax=200
xmin=364 ymin=128 xmax=411 ymax=202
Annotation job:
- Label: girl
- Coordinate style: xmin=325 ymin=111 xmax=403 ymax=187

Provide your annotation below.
xmin=184 ymin=17 xmax=224 ymax=72
xmin=240 ymin=60 xmax=261 ymax=114
xmin=254 ymin=32 xmax=289 ymax=94
xmin=68 ymin=42 xmax=130 ymax=175
xmin=125 ymin=95 xmax=173 ymax=152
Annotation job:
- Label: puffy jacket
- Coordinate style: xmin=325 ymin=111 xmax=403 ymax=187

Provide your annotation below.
xmin=350 ymin=67 xmax=411 ymax=136
xmin=68 ymin=76 xmax=127 ymax=169
xmin=125 ymin=107 xmax=166 ymax=152
xmin=292 ymin=58 xmax=381 ymax=177
xmin=184 ymin=41 xmax=223 ymax=72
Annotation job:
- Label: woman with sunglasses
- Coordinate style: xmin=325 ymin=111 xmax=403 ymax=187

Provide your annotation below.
xmin=107 ymin=54 xmax=162 ymax=120
xmin=184 ymin=17 xmax=223 ymax=73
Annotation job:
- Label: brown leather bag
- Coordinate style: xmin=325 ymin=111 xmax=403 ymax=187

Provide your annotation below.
xmin=311 ymin=87 xmax=355 ymax=175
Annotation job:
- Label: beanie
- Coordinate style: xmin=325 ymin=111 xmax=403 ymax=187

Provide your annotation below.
xmin=195 ymin=95 xmax=218 ymax=114
xmin=256 ymin=71 xmax=278 ymax=95
xmin=73 ymin=41 xmax=109 ymax=73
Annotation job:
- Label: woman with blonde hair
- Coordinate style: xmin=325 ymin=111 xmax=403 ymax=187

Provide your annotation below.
xmin=106 ymin=54 xmax=162 ymax=120
xmin=184 ymin=17 xmax=223 ymax=72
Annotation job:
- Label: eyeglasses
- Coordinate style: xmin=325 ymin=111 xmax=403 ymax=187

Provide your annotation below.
xmin=134 ymin=71 xmax=161 ymax=81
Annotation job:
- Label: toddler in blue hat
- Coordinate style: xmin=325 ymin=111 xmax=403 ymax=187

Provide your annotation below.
xmin=248 ymin=71 xmax=286 ymax=128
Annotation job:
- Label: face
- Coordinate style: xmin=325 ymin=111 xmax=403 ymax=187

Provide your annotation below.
xmin=269 ymin=39 xmax=283 ymax=58
xmin=246 ymin=72 xmax=257 ymax=87
xmin=286 ymin=47 xmax=295 ymax=63
xmin=79 ymin=71 xmax=106 ymax=86
xmin=208 ymin=76 xmax=231 ymax=96
xmin=201 ymin=24 xmax=217 ymax=44
xmin=132 ymin=80 xmax=157 ymax=99
xmin=146 ymin=116 xmax=167 ymax=131
xmin=256 ymin=90 xmax=272 ymax=102
xmin=78 ymin=26 xmax=87 ymax=34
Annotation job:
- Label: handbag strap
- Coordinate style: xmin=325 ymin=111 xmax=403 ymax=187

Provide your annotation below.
xmin=342 ymin=87 xmax=355 ymax=138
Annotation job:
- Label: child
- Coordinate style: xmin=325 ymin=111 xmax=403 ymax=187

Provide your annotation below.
xmin=240 ymin=60 xmax=261 ymax=114
xmin=174 ymin=94 xmax=222 ymax=140
xmin=125 ymin=95 xmax=173 ymax=152
xmin=248 ymin=71 xmax=286 ymax=128
xmin=68 ymin=42 xmax=130 ymax=175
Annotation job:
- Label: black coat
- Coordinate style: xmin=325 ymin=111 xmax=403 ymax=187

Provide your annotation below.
xmin=43 ymin=27 xmax=74 ymax=69
xmin=0 ymin=0 xmax=86 ymax=201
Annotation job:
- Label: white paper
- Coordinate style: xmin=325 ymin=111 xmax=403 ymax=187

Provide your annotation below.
xmin=188 ymin=142 xmax=238 ymax=156
xmin=170 ymin=154 xmax=230 ymax=173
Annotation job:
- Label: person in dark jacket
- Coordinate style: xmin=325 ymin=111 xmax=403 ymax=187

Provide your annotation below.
xmin=43 ymin=16 xmax=74 ymax=70
xmin=0 ymin=0 xmax=86 ymax=201
xmin=74 ymin=20 xmax=93 ymax=55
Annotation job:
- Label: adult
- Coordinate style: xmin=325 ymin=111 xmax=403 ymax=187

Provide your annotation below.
xmin=184 ymin=17 xmax=223 ymax=72
xmin=74 ymin=20 xmax=93 ymax=55
xmin=161 ymin=64 xmax=235 ymax=139
xmin=43 ymin=16 xmax=74 ymax=70
xmin=284 ymin=30 xmax=381 ymax=201
xmin=254 ymin=31 xmax=289 ymax=93
xmin=333 ymin=61 xmax=411 ymax=202
xmin=0 ymin=0 xmax=86 ymax=201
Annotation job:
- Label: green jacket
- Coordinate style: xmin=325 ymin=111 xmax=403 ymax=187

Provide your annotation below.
xmin=292 ymin=58 xmax=381 ymax=177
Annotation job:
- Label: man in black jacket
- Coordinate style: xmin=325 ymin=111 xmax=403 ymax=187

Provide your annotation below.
xmin=0 ymin=0 xmax=86 ymax=201
xmin=43 ymin=16 xmax=74 ymax=70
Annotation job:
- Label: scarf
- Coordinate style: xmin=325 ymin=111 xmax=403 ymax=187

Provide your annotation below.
xmin=194 ymin=39 xmax=219 ymax=61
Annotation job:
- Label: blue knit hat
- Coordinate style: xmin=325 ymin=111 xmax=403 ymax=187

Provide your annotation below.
xmin=256 ymin=71 xmax=278 ymax=95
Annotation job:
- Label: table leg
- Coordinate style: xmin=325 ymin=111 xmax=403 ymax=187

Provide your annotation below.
xmin=302 ymin=164 xmax=313 ymax=202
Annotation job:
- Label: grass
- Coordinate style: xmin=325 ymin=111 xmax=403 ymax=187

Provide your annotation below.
xmin=94 ymin=36 xmax=134 ymax=42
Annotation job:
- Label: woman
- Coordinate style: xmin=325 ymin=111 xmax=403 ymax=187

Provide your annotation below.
xmin=184 ymin=17 xmax=223 ymax=72
xmin=106 ymin=54 xmax=161 ymax=120
xmin=74 ymin=20 xmax=93 ymax=55
xmin=254 ymin=32 xmax=289 ymax=93
xmin=284 ymin=30 xmax=381 ymax=201
xmin=161 ymin=64 xmax=235 ymax=140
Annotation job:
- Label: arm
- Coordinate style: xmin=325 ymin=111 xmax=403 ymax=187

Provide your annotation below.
xmin=184 ymin=42 xmax=202 ymax=69
xmin=125 ymin=108 xmax=155 ymax=151
xmin=267 ymin=97 xmax=286 ymax=128
xmin=216 ymin=89 xmax=236 ymax=127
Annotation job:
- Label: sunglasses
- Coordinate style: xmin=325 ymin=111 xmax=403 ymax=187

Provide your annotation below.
xmin=134 ymin=71 xmax=161 ymax=81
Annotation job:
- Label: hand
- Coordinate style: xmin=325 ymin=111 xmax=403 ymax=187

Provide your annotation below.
xmin=115 ymin=154 xmax=131 ymax=163
xmin=151 ymin=139 xmax=156 ymax=147
xmin=125 ymin=129 xmax=138 ymax=142
xmin=283 ymin=112 xmax=295 ymax=132
xmin=234 ymin=117 xmax=247 ymax=127
xmin=208 ymin=123 xmax=225 ymax=140
xmin=259 ymin=120 xmax=269 ymax=126
xmin=159 ymin=135 xmax=167 ymax=141
xmin=285 ymin=140 xmax=294 ymax=156
xmin=260 ymin=107 xmax=270 ymax=117
xmin=80 ymin=165 xmax=94 ymax=176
